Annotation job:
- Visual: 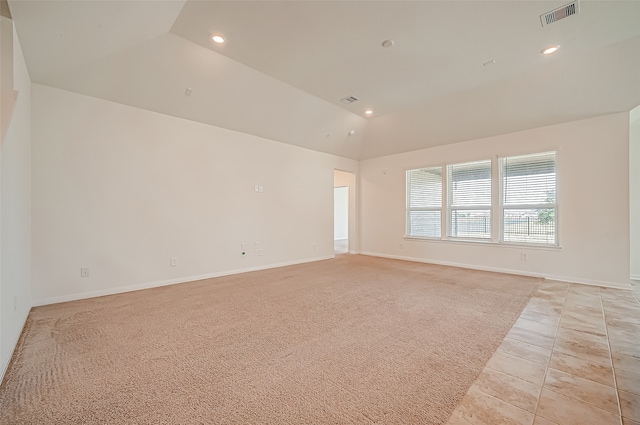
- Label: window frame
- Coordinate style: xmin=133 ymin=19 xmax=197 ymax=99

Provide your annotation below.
xmin=499 ymin=151 xmax=559 ymax=246
xmin=446 ymin=159 xmax=493 ymax=241
xmin=405 ymin=165 xmax=443 ymax=239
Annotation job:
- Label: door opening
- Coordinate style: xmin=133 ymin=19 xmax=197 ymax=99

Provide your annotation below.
xmin=334 ymin=186 xmax=349 ymax=254
xmin=334 ymin=169 xmax=356 ymax=255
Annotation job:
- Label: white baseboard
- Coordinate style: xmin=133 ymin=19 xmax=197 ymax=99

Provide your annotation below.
xmin=1 ymin=308 xmax=30 ymax=384
xmin=543 ymin=275 xmax=632 ymax=290
xmin=359 ymin=252 xmax=633 ymax=290
xmin=631 ymin=274 xmax=640 ymax=282
xmin=360 ymin=251 xmax=546 ymax=278
xmin=32 ymin=255 xmax=334 ymax=307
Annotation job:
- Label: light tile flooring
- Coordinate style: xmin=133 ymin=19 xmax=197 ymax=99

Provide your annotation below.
xmin=447 ymin=280 xmax=640 ymax=425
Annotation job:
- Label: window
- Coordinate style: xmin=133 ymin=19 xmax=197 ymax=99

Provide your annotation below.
xmin=406 ymin=167 xmax=442 ymax=238
xmin=501 ymin=151 xmax=557 ymax=245
xmin=405 ymin=151 xmax=558 ymax=245
xmin=447 ymin=160 xmax=492 ymax=239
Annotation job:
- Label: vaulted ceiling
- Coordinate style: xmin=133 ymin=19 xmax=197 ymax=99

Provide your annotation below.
xmin=9 ymin=0 xmax=640 ymax=160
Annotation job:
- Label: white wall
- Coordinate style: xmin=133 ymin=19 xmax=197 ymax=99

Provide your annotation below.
xmin=630 ymin=106 xmax=640 ymax=280
xmin=334 ymin=169 xmax=358 ymax=253
xmin=333 ymin=186 xmax=348 ymax=240
xmin=31 ymin=84 xmax=357 ymax=305
xmin=1 ymin=23 xmax=31 ymax=381
xmin=360 ymin=113 xmax=632 ymax=289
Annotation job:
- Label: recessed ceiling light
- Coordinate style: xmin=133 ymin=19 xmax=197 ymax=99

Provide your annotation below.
xmin=211 ymin=34 xmax=225 ymax=44
xmin=365 ymin=110 xmax=373 ymax=115
xmin=541 ymin=45 xmax=560 ymax=55
xmin=381 ymin=39 xmax=395 ymax=48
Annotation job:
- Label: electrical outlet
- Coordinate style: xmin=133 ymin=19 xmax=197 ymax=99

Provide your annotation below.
xmin=521 ymin=253 xmax=528 ymax=261
xmin=312 ymin=243 xmax=317 ymax=250
xmin=170 ymin=257 xmax=177 ymax=267
xmin=80 ymin=267 xmax=90 ymax=277
xmin=399 ymin=243 xmax=403 ymax=249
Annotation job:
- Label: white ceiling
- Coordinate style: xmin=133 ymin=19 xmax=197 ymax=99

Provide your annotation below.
xmin=9 ymin=0 xmax=640 ymax=160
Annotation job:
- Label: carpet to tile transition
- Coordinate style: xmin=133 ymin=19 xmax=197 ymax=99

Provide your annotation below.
xmin=0 ymin=255 xmax=540 ymax=424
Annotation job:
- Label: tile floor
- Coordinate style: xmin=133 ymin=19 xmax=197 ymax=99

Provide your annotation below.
xmin=447 ymin=279 xmax=640 ymax=425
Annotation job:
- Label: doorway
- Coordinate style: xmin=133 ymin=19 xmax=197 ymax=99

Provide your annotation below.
xmin=334 ymin=169 xmax=356 ymax=255
xmin=334 ymin=186 xmax=349 ymax=254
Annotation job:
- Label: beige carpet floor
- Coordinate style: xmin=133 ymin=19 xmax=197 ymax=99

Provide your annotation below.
xmin=0 ymin=255 xmax=541 ymax=424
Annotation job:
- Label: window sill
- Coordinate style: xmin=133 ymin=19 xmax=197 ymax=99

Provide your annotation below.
xmin=404 ymin=236 xmax=562 ymax=250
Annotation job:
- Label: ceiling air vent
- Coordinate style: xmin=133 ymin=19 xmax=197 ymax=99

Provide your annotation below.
xmin=540 ymin=1 xmax=579 ymax=27
xmin=340 ymin=96 xmax=359 ymax=104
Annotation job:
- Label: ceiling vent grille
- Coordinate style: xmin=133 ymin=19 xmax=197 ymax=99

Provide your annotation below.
xmin=340 ymin=96 xmax=359 ymax=104
xmin=541 ymin=1 xmax=579 ymax=27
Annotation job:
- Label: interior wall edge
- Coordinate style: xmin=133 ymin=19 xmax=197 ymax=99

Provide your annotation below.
xmin=0 ymin=21 xmax=31 ymax=387
xmin=0 ymin=307 xmax=29 ymax=384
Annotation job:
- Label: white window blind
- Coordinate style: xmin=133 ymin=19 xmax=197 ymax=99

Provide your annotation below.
xmin=501 ymin=151 xmax=557 ymax=244
xmin=406 ymin=167 xmax=442 ymax=238
xmin=447 ymin=160 xmax=491 ymax=239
